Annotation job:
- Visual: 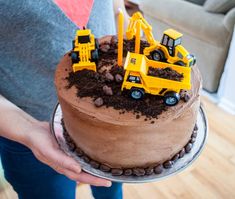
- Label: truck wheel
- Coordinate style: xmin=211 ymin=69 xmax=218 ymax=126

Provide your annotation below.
xmin=164 ymin=92 xmax=180 ymax=106
xmin=192 ymin=55 xmax=196 ymax=65
xmin=174 ymin=61 xmax=185 ymax=66
xmin=71 ymin=51 xmax=79 ymax=63
xmin=72 ymin=40 xmax=75 ymax=49
xmin=91 ymin=49 xmax=99 ymax=63
xmin=95 ymin=38 xmax=99 ymax=49
xmin=130 ymin=88 xmax=145 ymax=100
xmin=151 ymin=50 xmax=164 ymax=61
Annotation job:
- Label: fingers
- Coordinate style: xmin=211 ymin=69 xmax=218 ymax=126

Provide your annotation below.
xmin=31 ymin=128 xmax=81 ymax=174
xmin=50 ymin=161 xmax=111 ymax=187
xmin=29 ymin=122 xmax=111 ymax=187
xmin=47 ymin=148 xmax=81 ymax=174
xmin=45 ymin=144 xmax=111 ymax=187
xmin=76 ymin=172 xmax=112 ymax=187
xmin=63 ymin=169 xmax=112 ymax=187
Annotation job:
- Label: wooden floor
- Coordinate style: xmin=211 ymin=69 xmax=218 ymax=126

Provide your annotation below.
xmin=1 ymin=96 xmax=235 ymax=199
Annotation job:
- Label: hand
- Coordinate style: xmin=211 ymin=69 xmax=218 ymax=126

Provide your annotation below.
xmin=0 ymin=95 xmax=111 ymax=187
xmin=24 ymin=121 xmax=112 ymax=187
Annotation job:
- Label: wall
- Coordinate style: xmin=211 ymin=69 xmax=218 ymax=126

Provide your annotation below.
xmin=218 ymin=27 xmax=235 ymax=115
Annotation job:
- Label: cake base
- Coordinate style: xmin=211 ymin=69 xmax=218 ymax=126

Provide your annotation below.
xmin=50 ymin=103 xmax=208 ymax=183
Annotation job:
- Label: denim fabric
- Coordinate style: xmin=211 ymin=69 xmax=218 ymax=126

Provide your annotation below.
xmin=91 ymin=183 xmax=123 ymax=199
xmin=0 ymin=138 xmax=123 ymax=199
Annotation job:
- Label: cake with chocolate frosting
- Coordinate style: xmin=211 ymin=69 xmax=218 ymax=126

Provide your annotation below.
xmin=54 ymin=35 xmax=201 ymax=176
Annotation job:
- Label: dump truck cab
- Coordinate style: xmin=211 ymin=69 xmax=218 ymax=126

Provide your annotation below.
xmin=153 ymin=29 xmax=196 ymax=67
xmin=122 ymin=53 xmax=147 ymax=100
xmin=71 ymin=29 xmax=99 ymax=72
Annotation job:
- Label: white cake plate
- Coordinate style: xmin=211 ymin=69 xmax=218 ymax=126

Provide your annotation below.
xmin=50 ymin=103 xmax=208 ymax=183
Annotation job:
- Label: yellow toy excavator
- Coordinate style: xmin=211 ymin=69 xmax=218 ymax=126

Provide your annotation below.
xmin=126 ymin=12 xmax=196 ymax=67
xmin=71 ymin=28 xmax=99 ymax=72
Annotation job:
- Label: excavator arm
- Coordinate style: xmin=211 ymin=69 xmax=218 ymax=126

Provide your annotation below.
xmin=126 ymin=12 xmax=158 ymax=54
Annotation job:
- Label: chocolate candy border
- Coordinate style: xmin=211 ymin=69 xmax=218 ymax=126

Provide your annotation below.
xmin=62 ymin=119 xmax=198 ymax=177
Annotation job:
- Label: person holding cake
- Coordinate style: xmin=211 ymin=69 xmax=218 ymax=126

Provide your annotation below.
xmin=0 ymin=0 xmax=128 ymax=198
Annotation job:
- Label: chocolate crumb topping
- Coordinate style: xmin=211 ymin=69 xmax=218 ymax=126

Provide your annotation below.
xmin=148 ymin=67 xmax=184 ymax=81
xmin=66 ymin=38 xmax=191 ymax=119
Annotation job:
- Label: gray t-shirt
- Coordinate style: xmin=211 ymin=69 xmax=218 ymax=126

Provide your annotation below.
xmin=0 ymin=0 xmax=116 ymax=121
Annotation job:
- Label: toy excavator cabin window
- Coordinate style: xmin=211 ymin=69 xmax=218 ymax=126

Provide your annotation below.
xmin=162 ymin=35 xmax=168 ymax=46
xmin=128 ymin=75 xmax=141 ymax=84
xmin=78 ymin=35 xmax=90 ymax=44
xmin=162 ymin=35 xmax=181 ymax=47
xmin=174 ymin=38 xmax=182 ymax=46
xmin=168 ymin=38 xmax=174 ymax=47
xmin=162 ymin=34 xmax=176 ymax=56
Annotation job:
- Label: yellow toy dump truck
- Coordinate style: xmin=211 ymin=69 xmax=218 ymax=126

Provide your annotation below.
xmin=126 ymin=12 xmax=196 ymax=67
xmin=121 ymin=52 xmax=191 ymax=106
xmin=71 ymin=28 xmax=99 ymax=72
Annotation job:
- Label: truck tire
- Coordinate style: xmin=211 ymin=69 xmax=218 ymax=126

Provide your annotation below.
xmin=72 ymin=40 xmax=75 ymax=49
xmin=95 ymin=38 xmax=99 ymax=49
xmin=150 ymin=50 xmax=164 ymax=61
xmin=192 ymin=55 xmax=196 ymax=65
xmin=164 ymin=91 xmax=180 ymax=106
xmin=91 ymin=49 xmax=99 ymax=64
xmin=71 ymin=51 xmax=79 ymax=63
xmin=130 ymin=88 xmax=145 ymax=100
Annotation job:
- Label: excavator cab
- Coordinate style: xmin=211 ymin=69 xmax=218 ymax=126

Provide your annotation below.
xmin=161 ymin=29 xmax=182 ymax=57
xmin=125 ymin=12 xmax=196 ymax=67
xmin=157 ymin=29 xmax=196 ymax=67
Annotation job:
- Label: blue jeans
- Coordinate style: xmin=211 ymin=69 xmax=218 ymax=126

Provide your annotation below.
xmin=0 ymin=137 xmax=123 ymax=199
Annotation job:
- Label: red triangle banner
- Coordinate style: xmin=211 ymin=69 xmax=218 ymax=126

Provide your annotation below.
xmin=54 ymin=0 xmax=94 ymax=28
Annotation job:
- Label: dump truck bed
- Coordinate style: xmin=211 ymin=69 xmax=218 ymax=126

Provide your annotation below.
xmin=144 ymin=59 xmax=191 ymax=90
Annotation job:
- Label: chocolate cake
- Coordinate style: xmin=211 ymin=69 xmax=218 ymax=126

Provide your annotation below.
xmin=54 ymin=36 xmax=201 ymax=176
